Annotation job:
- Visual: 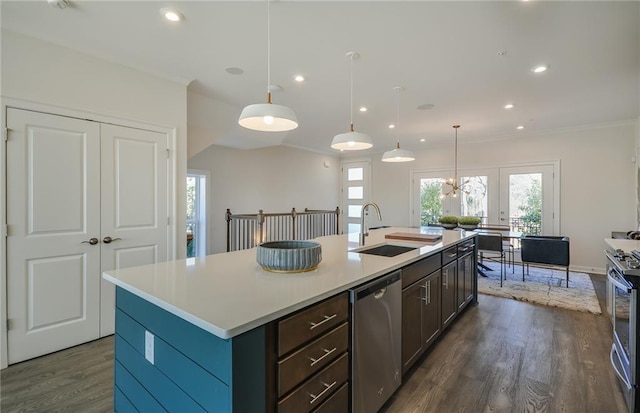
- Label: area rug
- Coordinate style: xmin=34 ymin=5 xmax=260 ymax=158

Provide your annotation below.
xmin=477 ymin=261 xmax=602 ymax=314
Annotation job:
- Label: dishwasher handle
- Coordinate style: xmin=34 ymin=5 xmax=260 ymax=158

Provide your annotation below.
xmin=352 ymin=270 xmax=401 ymax=301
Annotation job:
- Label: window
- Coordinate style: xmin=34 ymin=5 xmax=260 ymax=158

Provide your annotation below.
xmin=186 ymin=171 xmax=208 ymax=257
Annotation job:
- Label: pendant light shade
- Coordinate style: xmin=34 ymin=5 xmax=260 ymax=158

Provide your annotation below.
xmin=238 ymin=93 xmax=298 ymax=132
xmin=331 ymin=125 xmax=373 ymax=150
xmin=238 ymin=0 xmax=298 ymax=132
xmin=382 ymin=142 xmax=416 ymax=162
xmin=382 ymin=86 xmax=414 ymax=163
xmin=331 ymin=52 xmax=373 ymax=151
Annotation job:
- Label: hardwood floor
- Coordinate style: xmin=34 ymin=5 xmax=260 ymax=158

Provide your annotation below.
xmin=1 ymin=275 xmax=626 ymax=413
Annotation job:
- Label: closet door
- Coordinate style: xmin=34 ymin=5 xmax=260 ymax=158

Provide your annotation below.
xmin=6 ymin=108 xmax=101 ymax=363
xmin=99 ymin=124 xmax=168 ymax=336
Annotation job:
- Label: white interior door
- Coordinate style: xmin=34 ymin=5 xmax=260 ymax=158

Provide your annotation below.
xmin=6 ymin=108 xmax=101 ymax=363
xmin=99 ymin=124 xmax=168 ymax=336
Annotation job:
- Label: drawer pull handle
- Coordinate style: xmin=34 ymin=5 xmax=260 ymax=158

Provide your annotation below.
xmin=308 ymin=314 xmax=337 ymax=330
xmin=308 ymin=381 xmax=337 ymax=405
xmin=308 ymin=347 xmax=337 ymax=367
xmin=459 ymin=247 xmax=470 ymax=252
xmin=447 ymin=253 xmax=457 ymax=258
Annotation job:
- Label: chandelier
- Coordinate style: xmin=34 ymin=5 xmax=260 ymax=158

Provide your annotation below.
xmin=442 ymin=125 xmax=469 ymax=198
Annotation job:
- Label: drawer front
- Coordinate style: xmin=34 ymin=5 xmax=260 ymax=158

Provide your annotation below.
xmin=278 ymin=322 xmax=349 ymax=397
xmin=278 ymin=293 xmax=348 ymax=356
xmin=278 ymin=353 xmax=348 ymax=413
xmin=402 ymin=253 xmax=441 ymax=288
xmin=457 ymin=240 xmax=475 ymax=255
xmin=313 ymin=382 xmax=349 ymax=413
xmin=442 ymin=245 xmax=458 ymax=265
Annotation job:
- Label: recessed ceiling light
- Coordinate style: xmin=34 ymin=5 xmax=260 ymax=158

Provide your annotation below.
xmin=359 ymin=107 xmax=367 ymax=112
xmin=160 ymin=8 xmax=184 ymax=22
xmin=294 ymin=75 xmax=304 ymax=82
xmin=517 ymin=125 xmax=525 ymax=130
xmin=388 ymin=124 xmax=395 ymax=129
xmin=417 ymin=103 xmax=435 ymax=111
xmin=504 ymin=103 xmax=515 ymax=109
xmin=225 ymin=67 xmax=244 ymax=75
xmin=531 ymin=64 xmax=549 ymax=73
xmin=420 ymin=138 xmax=426 ymax=142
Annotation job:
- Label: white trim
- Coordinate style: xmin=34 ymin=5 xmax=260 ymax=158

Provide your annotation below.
xmin=0 ymin=97 xmax=178 ymax=369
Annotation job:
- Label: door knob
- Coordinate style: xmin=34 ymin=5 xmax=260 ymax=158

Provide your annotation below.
xmin=81 ymin=238 xmax=99 ymax=245
xmin=103 ymin=236 xmax=122 ymax=244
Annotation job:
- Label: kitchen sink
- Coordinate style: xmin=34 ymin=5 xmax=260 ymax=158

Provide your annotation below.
xmin=355 ymin=244 xmax=418 ymax=257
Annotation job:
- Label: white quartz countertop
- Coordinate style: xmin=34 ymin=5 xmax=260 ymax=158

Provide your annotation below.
xmin=103 ymin=226 xmax=476 ymax=339
xmin=605 ymin=238 xmax=640 ymax=252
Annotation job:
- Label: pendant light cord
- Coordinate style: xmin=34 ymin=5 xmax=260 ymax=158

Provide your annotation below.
xmin=349 ymin=54 xmax=354 ymax=130
xmin=266 ymin=0 xmax=271 ymax=95
xmin=396 ymin=87 xmax=400 ymax=147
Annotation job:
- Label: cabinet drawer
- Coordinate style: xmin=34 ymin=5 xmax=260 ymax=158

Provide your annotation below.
xmin=313 ymin=382 xmax=349 ymax=413
xmin=442 ymin=246 xmax=458 ymax=265
xmin=278 ymin=322 xmax=349 ymax=397
xmin=457 ymin=240 xmax=475 ymax=255
xmin=278 ymin=353 xmax=348 ymax=413
xmin=278 ymin=293 xmax=348 ymax=357
xmin=402 ymin=253 xmax=441 ymax=288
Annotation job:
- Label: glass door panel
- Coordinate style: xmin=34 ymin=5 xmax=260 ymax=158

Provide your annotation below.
xmin=342 ymin=161 xmax=370 ymax=241
xmin=460 ymin=175 xmax=488 ymax=224
xmin=499 ymin=165 xmax=554 ymax=235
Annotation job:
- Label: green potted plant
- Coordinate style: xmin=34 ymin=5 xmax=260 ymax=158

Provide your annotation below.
xmin=458 ymin=216 xmax=481 ymax=230
xmin=438 ymin=215 xmax=459 ymax=229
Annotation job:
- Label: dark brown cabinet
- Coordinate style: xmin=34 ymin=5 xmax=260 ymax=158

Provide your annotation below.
xmin=401 ymin=259 xmax=441 ymax=374
xmin=441 ymin=260 xmax=458 ymax=329
xmin=457 ymin=251 xmax=475 ymax=309
xmin=271 ymin=292 xmax=350 ymax=413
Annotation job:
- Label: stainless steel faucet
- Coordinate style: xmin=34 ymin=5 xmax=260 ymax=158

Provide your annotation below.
xmin=360 ymin=202 xmax=382 ymax=246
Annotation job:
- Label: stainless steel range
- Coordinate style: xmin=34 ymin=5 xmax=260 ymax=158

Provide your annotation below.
xmin=606 ymin=247 xmax=640 ymax=413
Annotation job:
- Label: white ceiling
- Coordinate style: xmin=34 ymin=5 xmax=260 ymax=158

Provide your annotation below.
xmin=2 ymin=1 xmax=639 ymax=156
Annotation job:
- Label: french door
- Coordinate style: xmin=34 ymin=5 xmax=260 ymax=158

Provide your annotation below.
xmin=498 ymin=165 xmax=556 ymax=235
xmin=413 ymin=163 xmax=557 ymax=234
xmin=6 ymin=108 xmax=169 ymax=363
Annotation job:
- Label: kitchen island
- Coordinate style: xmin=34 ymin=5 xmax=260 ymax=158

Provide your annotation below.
xmin=103 ymin=226 xmax=478 ymax=412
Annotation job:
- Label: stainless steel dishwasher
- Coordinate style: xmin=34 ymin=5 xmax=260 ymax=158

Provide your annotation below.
xmin=350 ymin=270 xmax=402 ymax=413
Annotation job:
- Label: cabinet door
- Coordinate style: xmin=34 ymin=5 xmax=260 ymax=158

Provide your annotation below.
xmin=457 ymin=252 xmax=475 ymax=310
xmin=462 ymin=253 xmax=475 ymax=305
xmin=402 ymin=281 xmax=424 ymax=374
xmin=441 ymin=260 xmax=457 ymax=329
xmin=422 ymin=271 xmax=441 ymax=349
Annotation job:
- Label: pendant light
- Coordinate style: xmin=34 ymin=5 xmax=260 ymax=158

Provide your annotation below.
xmin=442 ymin=125 xmax=470 ymax=198
xmin=238 ymin=0 xmax=298 ymax=132
xmin=331 ymin=52 xmax=373 ymax=150
xmin=382 ymin=86 xmax=415 ymax=162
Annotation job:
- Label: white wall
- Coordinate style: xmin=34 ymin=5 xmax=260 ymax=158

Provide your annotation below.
xmin=365 ymin=122 xmax=637 ymax=273
xmin=0 ymin=30 xmax=188 ymax=368
xmin=188 ymin=145 xmax=340 ymax=254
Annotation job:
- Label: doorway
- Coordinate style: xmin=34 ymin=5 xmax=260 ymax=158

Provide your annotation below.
xmin=186 ymin=171 xmax=208 ymax=258
xmin=413 ymin=163 xmax=559 ymax=234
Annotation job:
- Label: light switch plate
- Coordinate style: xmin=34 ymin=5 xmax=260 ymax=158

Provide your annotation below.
xmin=145 ymin=330 xmax=155 ymax=364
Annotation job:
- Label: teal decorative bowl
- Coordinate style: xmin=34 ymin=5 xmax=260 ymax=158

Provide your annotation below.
xmin=256 ymin=241 xmax=322 ymax=273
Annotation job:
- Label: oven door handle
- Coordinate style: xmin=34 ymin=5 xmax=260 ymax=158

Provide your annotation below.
xmin=610 ymin=344 xmax=633 ymax=391
xmin=608 ymin=271 xmax=632 ymax=293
